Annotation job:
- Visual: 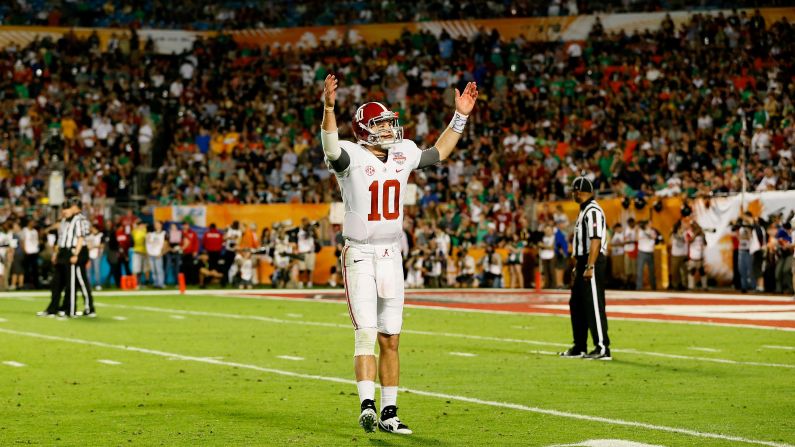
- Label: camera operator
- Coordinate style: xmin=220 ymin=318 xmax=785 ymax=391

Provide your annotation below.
xmin=423 ymin=241 xmax=443 ymax=288
xmin=272 ymin=223 xmax=298 ymax=288
xmin=297 ymin=217 xmax=319 ymax=289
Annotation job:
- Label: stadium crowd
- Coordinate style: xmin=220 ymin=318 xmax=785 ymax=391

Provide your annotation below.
xmin=0 ymin=10 xmax=793 ymax=294
xmin=3 ymin=1 xmax=780 ymax=30
xmin=1 ymin=210 xmax=792 ymax=295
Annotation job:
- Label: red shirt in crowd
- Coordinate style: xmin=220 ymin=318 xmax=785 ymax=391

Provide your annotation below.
xmin=182 ymin=228 xmax=199 ymax=255
xmin=116 ymin=227 xmax=131 ymax=251
xmin=202 ymin=228 xmax=223 ymax=253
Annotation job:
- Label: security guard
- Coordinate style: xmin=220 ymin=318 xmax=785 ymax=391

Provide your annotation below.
xmin=559 ymin=176 xmax=611 ymax=360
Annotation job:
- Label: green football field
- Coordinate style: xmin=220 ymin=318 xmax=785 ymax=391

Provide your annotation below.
xmin=0 ymin=291 xmax=793 ymax=447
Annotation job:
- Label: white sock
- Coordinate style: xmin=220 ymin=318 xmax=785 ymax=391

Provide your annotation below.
xmin=356 ymin=380 xmax=375 ymax=404
xmin=380 ymin=386 xmax=398 ymax=412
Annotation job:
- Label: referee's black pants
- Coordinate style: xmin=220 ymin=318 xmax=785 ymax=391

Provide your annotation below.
xmin=569 ymin=254 xmax=610 ymax=353
xmin=74 ymin=248 xmax=94 ymax=314
xmin=54 ymin=250 xmax=94 ymax=316
xmin=47 ymin=258 xmax=70 ymax=314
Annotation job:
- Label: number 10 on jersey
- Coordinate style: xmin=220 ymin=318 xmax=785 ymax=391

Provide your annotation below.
xmin=368 ymin=180 xmax=400 ymax=221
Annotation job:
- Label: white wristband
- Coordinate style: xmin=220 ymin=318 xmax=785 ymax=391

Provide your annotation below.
xmin=449 ymin=111 xmax=468 ymax=134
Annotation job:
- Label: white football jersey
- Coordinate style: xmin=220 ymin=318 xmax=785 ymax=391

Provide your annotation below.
xmin=329 ymin=140 xmax=423 ymax=242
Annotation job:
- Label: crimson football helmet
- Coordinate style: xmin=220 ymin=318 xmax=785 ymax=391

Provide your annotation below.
xmin=352 ymin=102 xmax=403 ymax=146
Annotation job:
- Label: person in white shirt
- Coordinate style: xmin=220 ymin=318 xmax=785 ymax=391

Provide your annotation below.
xmin=736 ymin=216 xmax=754 ymax=293
xmin=321 ymin=74 xmax=477 ymax=433
xmin=609 ymin=223 xmax=625 ymax=287
xmin=405 ymin=250 xmax=425 ymax=289
xmin=669 ymin=223 xmax=689 ymax=290
xmin=539 ymin=225 xmax=556 ymax=289
xmin=687 ymin=225 xmax=708 ymax=290
xmin=145 ymin=221 xmax=167 ymax=288
xmin=623 ymin=218 xmax=638 ymax=288
xmin=750 ymin=124 xmax=771 ymax=161
xmin=223 ymin=221 xmax=242 ymax=286
xmin=86 ymin=225 xmax=105 ymax=290
xmin=21 ymin=219 xmax=40 ymax=289
xmin=755 ymin=167 xmax=778 ymax=191
xmin=237 ymin=249 xmax=254 ymax=289
xmin=636 ymin=221 xmax=658 ymax=290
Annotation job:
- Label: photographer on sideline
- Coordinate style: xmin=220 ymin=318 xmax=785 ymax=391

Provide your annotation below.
xmin=297 ymin=217 xmax=319 ymax=289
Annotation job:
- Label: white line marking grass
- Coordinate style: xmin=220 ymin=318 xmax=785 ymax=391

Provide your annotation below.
xmin=111 ymin=316 xmax=127 ymax=321
xmin=550 ymin=440 xmax=665 ymax=447
xmin=98 ymin=302 xmax=795 ymax=370
xmin=97 ymin=359 xmax=122 ymax=365
xmin=688 ymin=347 xmax=721 ymax=353
xmin=3 ymin=360 xmax=26 ymax=367
xmin=286 ymin=313 xmax=303 ymax=318
xmin=169 ymin=315 xmax=186 ymax=320
xmin=0 ymin=327 xmax=790 ymax=447
xmin=0 ymin=317 xmax=7 ymax=322
xmin=763 ymin=345 xmax=795 ymax=350
xmin=449 ymin=352 xmax=477 ymax=357
xmin=276 ymin=355 xmax=304 ymax=361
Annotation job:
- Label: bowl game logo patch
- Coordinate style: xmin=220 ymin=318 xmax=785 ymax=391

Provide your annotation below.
xmin=365 ymin=165 xmax=375 ymax=176
xmin=392 ymin=152 xmax=406 ymax=165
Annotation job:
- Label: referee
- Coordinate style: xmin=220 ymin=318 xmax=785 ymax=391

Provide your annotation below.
xmin=559 ymin=176 xmax=611 ymax=360
xmin=41 ymin=197 xmax=95 ymax=318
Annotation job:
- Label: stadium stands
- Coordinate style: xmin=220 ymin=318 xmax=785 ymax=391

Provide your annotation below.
xmin=4 ymin=1 xmax=784 ymax=30
xmin=0 ymin=8 xmax=793 ymax=293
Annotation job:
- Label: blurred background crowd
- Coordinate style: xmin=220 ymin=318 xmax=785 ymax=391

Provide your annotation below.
xmin=0 ymin=2 xmax=793 ymax=294
xmin=3 ymin=0 xmax=791 ymax=29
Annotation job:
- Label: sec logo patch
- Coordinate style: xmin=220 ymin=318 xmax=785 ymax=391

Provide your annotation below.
xmin=365 ymin=165 xmax=375 ymax=176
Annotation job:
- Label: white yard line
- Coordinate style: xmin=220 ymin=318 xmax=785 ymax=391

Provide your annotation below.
xmin=276 ymin=355 xmax=304 ymax=361
xmin=0 ymin=327 xmax=790 ymax=447
xmin=96 ymin=302 xmax=795 ymax=370
xmin=3 ymin=360 xmax=26 ymax=367
xmin=0 ymin=317 xmax=7 ymax=322
xmin=688 ymin=347 xmax=721 ymax=353
xmin=97 ymin=359 xmax=122 ymax=365
xmin=762 ymin=345 xmax=795 ymax=351
xmin=449 ymin=352 xmax=477 ymax=357
xmin=111 ymin=316 xmax=128 ymax=321
xmin=3 ymin=295 xmax=793 ymax=368
xmin=286 ymin=313 xmax=303 ymax=318
xmin=169 ymin=315 xmax=186 ymax=320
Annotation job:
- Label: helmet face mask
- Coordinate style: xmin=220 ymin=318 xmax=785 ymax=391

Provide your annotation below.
xmin=353 ymin=102 xmax=403 ymax=147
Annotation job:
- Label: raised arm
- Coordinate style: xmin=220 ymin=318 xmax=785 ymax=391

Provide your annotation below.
xmin=320 ymin=74 xmax=350 ymax=172
xmin=433 ymin=82 xmax=479 ymax=161
xmin=321 ymin=74 xmax=338 ymax=133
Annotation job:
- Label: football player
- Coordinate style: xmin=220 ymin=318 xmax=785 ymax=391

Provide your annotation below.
xmin=321 ymin=74 xmax=477 ymax=434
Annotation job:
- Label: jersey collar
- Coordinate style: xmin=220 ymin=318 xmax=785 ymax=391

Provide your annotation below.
xmin=579 ymin=196 xmax=595 ymax=210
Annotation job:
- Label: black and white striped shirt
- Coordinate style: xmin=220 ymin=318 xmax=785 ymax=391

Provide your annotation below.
xmin=59 ymin=213 xmax=90 ymax=249
xmin=573 ymin=198 xmax=608 ymax=256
